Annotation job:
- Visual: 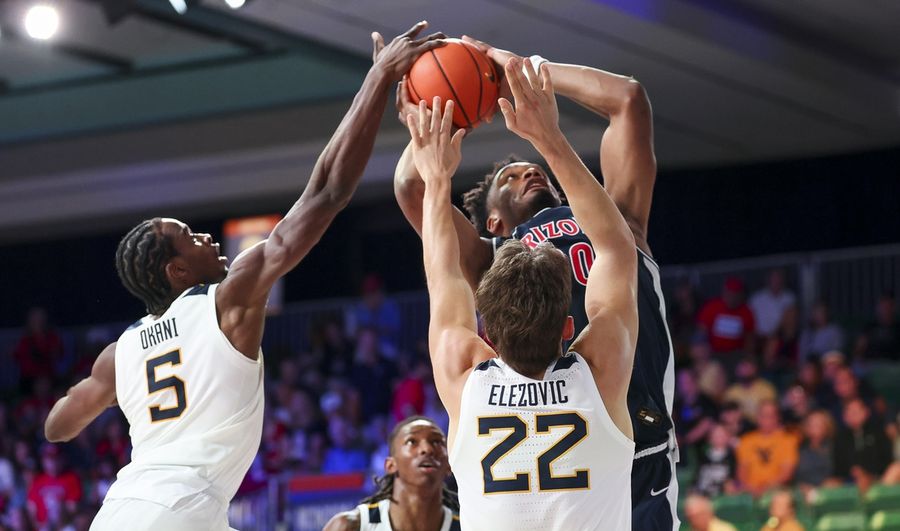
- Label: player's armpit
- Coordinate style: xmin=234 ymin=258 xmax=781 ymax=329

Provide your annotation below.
xmin=45 ymin=342 xmax=117 ymax=443
xmin=570 ymin=310 xmax=635 ymax=440
xmin=323 ymin=510 xmax=361 ymax=531
xmin=430 ymin=327 xmax=495 ymax=419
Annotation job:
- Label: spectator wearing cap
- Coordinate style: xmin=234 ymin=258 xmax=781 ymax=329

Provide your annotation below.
xmin=736 ymin=401 xmax=799 ymax=497
xmin=798 ymin=302 xmax=845 ymax=362
xmin=853 ymin=291 xmax=900 ymax=363
xmin=698 ymin=277 xmax=756 ymax=358
xmin=833 ymin=398 xmax=892 ymax=493
xmin=26 ymin=444 xmax=81 ymax=526
xmin=724 ymin=357 xmax=777 ymax=422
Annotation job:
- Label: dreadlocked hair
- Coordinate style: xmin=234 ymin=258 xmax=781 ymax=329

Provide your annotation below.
xmin=462 ymin=155 xmax=527 ymax=238
xmin=359 ymin=416 xmax=460 ymax=512
xmin=115 ymin=218 xmax=178 ymax=316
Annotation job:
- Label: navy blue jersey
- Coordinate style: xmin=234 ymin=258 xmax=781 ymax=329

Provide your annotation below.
xmin=496 ymin=206 xmax=675 ymax=450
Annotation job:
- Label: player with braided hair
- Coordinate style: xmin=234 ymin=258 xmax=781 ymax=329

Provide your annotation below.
xmin=325 ymin=417 xmax=459 ymax=531
xmin=43 ymin=22 xmax=446 ymax=531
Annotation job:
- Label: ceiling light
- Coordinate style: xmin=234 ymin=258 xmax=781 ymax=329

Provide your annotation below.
xmin=224 ymin=0 xmax=246 ymax=8
xmin=24 ymin=5 xmax=59 ymax=40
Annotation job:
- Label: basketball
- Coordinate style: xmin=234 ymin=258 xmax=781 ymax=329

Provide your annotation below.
xmin=406 ymin=38 xmax=500 ymax=129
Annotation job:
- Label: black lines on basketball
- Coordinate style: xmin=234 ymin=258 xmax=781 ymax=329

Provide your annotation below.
xmin=429 ymin=49 xmax=474 ymax=129
xmin=460 ymin=44 xmax=486 ymax=123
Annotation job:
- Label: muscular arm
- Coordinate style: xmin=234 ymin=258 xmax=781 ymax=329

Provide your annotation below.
xmin=410 ymin=100 xmax=495 ymax=422
xmin=550 ymin=63 xmax=656 ymax=254
xmin=217 ymin=24 xmax=444 ymax=358
xmin=462 ymin=36 xmax=656 ymax=253
xmin=45 ymin=342 xmax=117 ymax=443
xmin=393 ymin=91 xmax=493 ymax=290
xmin=499 ymin=58 xmax=638 ymax=437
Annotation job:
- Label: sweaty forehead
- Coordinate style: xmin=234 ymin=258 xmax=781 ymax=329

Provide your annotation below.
xmin=398 ymin=421 xmax=444 ymax=440
xmin=493 ymin=162 xmax=540 ymax=186
xmin=160 ymin=218 xmax=189 ymax=235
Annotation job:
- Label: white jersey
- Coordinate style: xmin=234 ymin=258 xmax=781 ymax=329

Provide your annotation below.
xmin=355 ymin=499 xmax=459 ymax=531
xmin=450 ymin=352 xmax=634 ymax=531
xmin=104 ymin=283 xmax=264 ymax=509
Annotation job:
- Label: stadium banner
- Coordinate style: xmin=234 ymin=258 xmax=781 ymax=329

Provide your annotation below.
xmin=224 ymin=214 xmax=284 ymax=314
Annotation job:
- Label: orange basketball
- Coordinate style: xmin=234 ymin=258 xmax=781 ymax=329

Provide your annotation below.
xmin=406 ymin=38 xmax=500 ymax=129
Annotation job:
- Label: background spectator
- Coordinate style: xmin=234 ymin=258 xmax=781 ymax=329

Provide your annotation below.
xmin=794 ymin=410 xmax=837 ymax=497
xmin=674 ymin=369 xmax=719 ymax=452
xmin=12 ymin=308 xmax=63 ymax=394
xmin=798 ymin=302 xmax=845 ymax=362
xmin=833 ymin=398 xmax=893 ymax=493
xmin=346 ymin=274 xmax=402 ymax=357
xmin=694 ymin=424 xmax=737 ymax=498
xmin=736 ymin=401 xmax=799 ymax=496
xmin=724 ymin=357 xmax=777 ymax=422
xmin=684 ymin=494 xmax=738 ymax=531
xmin=690 ymin=336 xmax=728 ymax=402
xmin=750 ymin=269 xmax=796 ymax=338
xmin=698 ymin=277 xmax=755 ymax=359
xmin=853 ymin=291 xmax=900 ymax=363
xmin=761 ymin=490 xmax=803 ymax=531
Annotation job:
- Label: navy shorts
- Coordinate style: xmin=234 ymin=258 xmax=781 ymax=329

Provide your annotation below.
xmin=631 ymin=446 xmax=680 ymax=531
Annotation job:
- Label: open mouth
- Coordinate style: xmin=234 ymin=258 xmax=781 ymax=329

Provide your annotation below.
xmin=418 ymin=459 xmax=440 ymax=470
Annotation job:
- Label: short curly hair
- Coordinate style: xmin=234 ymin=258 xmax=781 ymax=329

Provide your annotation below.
xmin=461 ymin=155 xmax=527 ymax=238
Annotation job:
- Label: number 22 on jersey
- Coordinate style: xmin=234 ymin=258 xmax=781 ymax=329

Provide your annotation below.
xmin=146 ymin=348 xmax=187 ymax=422
xmin=479 ymin=412 xmax=589 ymax=494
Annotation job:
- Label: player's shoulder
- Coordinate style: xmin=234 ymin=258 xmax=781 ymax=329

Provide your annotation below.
xmin=323 ymin=508 xmax=362 ymax=531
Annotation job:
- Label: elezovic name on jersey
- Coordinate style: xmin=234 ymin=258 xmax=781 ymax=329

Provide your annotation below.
xmin=487 ymin=381 xmax=569 ymax=407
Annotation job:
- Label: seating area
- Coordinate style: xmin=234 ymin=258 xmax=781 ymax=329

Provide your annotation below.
xmin=677 ymin=484 xmax=900 ymax=530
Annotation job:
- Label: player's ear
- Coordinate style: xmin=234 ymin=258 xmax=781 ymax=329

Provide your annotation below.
xmin=562 ymin=316 xmax=574 ymax=341
xmin=486 ymin=213 xmax=504 ymax=236
xmin=384 ymin=456 xmax=397 ymax=475
xmin=165 ymin=257 xmax=189 ymax=285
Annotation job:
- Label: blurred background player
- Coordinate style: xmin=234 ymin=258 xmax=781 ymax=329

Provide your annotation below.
xmin=324 ymin=416 xmax=459 ymax=531
xmin=394 ymin=37 xmax=678 ymax=529
xmin=407 ymin=54 xmax=637 ymax=528
xmin=42 ymin=22 xmax=444 ymax=530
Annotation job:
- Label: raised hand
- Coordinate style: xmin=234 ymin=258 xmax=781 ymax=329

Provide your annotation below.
xmin=405 ymin=97 xmax=466 ymax=184
xmin=461 ymin=35 xmax=518 ymax=102
xmin=498 ymin=57 xmax=562 ymax=148
xmin=372 ymin=21 xmax=446 ymax=81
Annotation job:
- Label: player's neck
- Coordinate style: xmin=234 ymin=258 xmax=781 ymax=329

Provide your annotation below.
xmin=389 ymin=482 xmax=445 ymax=531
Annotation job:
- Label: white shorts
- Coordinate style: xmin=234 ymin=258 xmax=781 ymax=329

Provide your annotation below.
xmin=91 ymin=491 xmax=233 ymax=531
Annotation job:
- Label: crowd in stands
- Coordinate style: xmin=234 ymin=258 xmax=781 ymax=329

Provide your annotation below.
xmin=1 ymin=268 xmax=899 ymax=530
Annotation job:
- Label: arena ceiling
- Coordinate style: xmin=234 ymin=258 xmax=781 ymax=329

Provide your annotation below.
xmin=0 ymin=0 xmax=898 ymax=242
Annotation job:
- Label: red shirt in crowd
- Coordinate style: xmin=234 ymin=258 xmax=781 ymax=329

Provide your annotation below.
xmin=698 ymin=298 xmax=755 ymax=353
xmin=27 ymin=471 xmax=82 ymax=523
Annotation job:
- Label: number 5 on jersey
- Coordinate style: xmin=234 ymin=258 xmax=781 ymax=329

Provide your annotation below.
xmin=146 ymin=349 xmax=187 ymax=422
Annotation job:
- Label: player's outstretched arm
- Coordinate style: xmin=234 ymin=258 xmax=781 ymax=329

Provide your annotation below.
xmin=407 ymin=98 xmax=494 ymax=419
xmin=499 ymin=57 xmax=637 ymax=437
xmin=393 ymin=83 xmax=493 ymax=290
xmin=463 ymin=36 xmax=655 ymax=254
xmin=45 ymin=342 xmax=117 ymax=442
xmin=216 ymin=23 xmax=445 ymax=357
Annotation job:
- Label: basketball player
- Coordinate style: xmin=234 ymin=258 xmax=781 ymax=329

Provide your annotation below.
xmin=42 ymin=22 xmax=445 ymax=530
xmin=324 ymin=417 xmax=460 ymax=531
xmin=406 ymin=58 xmax=637 ymax=529
xmin=394 ymin=40 xmax=679 ymax=529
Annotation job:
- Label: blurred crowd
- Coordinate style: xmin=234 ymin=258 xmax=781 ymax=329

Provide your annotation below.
xmin=1 ymin=268 xmax=899 ymax=530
